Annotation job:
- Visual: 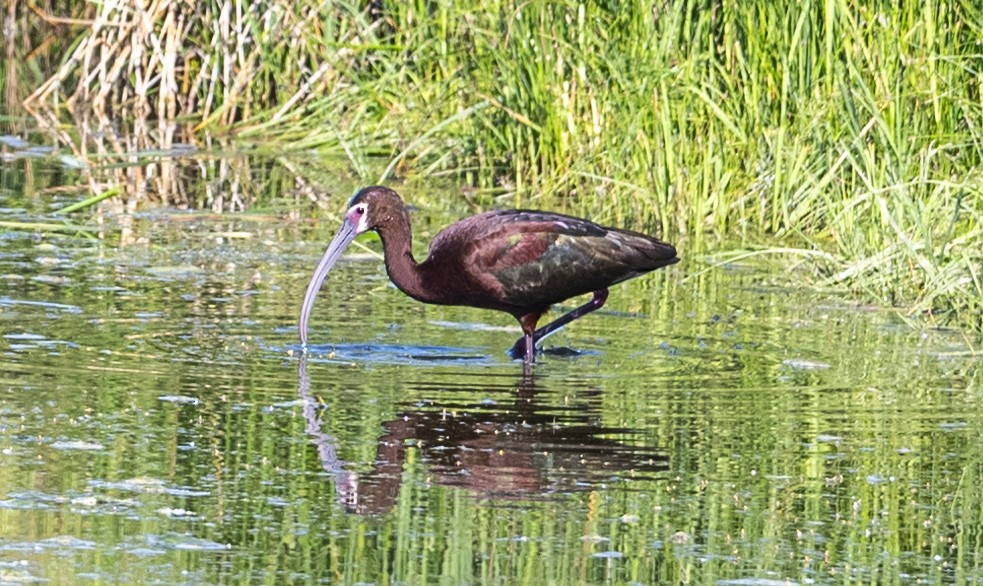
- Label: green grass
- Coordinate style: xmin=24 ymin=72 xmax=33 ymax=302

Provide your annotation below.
xmin=16 ymin=0 xmax=983 ymax=331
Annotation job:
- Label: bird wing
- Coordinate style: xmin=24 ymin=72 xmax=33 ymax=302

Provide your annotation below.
xmin=432 ymin=210 xmax=674 ymax=309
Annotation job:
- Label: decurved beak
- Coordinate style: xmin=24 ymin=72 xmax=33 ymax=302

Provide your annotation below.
xmin=299 ymin=219 xmax=359 ymax=346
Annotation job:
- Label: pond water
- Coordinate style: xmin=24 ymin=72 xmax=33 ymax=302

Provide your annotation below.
xmin=1 ymin=150 xmax=982 ymax=584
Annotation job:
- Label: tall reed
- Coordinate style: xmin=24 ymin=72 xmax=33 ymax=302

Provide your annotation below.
xmin=22 ymin=0 xmax=983 ymax=330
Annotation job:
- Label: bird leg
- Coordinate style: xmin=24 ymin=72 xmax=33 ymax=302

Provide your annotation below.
xmin=508 ymin=289 xmax=610 ymax=362
xmin=512 ymin=313 xmax=540 ymax=364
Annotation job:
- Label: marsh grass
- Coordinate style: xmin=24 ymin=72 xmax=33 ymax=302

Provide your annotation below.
xmin=15 ymin=0 xmax=983 ymax=330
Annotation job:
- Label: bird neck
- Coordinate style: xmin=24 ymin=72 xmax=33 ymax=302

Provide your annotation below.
xmin=378 ymin=218 xmax=433 ymax=303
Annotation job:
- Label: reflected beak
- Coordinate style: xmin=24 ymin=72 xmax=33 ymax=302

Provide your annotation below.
xmin=299 ymin=219 xmax=359 ymax=345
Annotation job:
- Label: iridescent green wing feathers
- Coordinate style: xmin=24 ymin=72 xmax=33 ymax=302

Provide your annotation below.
xmin=432 ymin=210 xmax=676 ymax=309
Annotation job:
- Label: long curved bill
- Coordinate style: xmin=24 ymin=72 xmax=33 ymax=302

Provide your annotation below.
xmin=299 ymin=219 xmax=358 ymax=346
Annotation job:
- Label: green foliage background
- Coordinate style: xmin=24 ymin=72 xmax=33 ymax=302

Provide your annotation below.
xmin=7 ymin=0 xmax=983 ymax=329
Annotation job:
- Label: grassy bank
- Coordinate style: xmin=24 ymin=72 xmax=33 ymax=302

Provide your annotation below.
xmin=13 ymin=0 xmax=983 ymax=330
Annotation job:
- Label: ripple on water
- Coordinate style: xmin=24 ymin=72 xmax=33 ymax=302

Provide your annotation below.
xmin=0 ymin=296 xmax=83 ymax=314
xmin=300 ymin=342 xmax=496 ymax=366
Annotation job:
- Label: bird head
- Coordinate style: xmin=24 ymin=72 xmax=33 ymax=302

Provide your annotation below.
xmin=298 ymin=186 xmax=408 ymax=346
xmin=343 ymin=186 xmax=409 ymax=235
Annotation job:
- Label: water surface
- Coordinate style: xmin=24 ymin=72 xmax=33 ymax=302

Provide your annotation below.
xmin=1 ymin=155 xmax=981 ymax=584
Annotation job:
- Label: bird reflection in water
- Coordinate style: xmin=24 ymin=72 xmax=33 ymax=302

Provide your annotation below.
xmin=298 ymin=356 xmax=667 ymax=514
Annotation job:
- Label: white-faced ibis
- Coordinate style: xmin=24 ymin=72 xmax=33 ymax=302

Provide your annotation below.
xmin=299 ymin=186 xmax=679 ymax=364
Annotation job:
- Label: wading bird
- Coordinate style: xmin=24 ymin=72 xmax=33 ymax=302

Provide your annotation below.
xmin=299 ymin=186 xmax=678 ymax=364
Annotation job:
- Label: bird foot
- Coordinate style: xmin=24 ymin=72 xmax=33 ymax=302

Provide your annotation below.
xmin=507 ymin=338 xmax=535 ymax=361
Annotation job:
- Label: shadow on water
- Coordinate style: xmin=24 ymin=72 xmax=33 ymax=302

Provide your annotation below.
xmin=297 ymin=355 xmax=668 ymax=515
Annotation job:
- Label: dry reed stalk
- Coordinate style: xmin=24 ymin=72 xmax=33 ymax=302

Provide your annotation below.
xmin=26 ymin=0 xmax=355 ymax=140
xmin=22 ymin=1 xmax=259 ymax=208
